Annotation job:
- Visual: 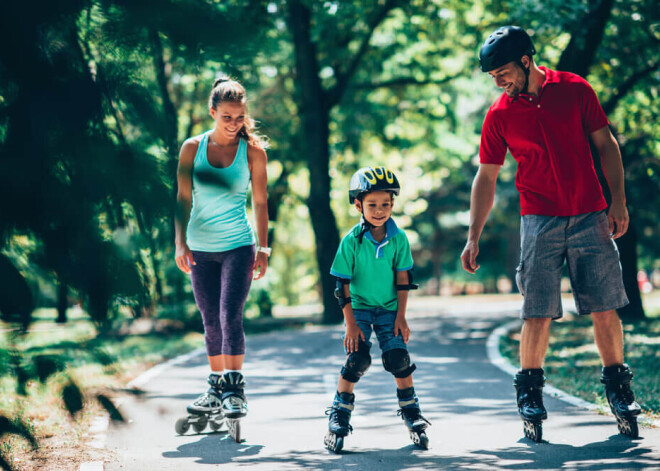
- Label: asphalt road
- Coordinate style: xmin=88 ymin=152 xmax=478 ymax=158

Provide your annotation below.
xmin=105 ymin=300 xmax=660 ymax=470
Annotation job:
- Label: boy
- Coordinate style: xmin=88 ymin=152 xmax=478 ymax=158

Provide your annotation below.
xmin=324 ymin=166 xmax=430 ymax=453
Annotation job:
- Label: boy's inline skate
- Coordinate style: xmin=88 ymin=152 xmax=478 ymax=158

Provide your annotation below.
xmin=324 ymin=392 xmax=355 ymax=453
xmin=220 ymin=371 xmax=248 ymax=443
xmin=514 ymin=369 xmax=547 ymax=443
xmin=397 ymin=387 xmax=431 ymax=449
xmin=175 ymin=373 xmax=226 ymax=435
xmin=601 ymin=364 xmax=641 ymax=438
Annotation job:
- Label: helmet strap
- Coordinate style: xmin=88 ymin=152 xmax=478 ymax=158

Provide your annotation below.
xmin=358 ymin=215 xmax=372 ymax=244
xmin=517 ymin=58 xmax=531 ymax=94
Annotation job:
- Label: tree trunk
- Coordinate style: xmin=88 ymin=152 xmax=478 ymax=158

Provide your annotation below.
xmin=56 ymin=281 xmax=68 ymax=324
xmin=615 ymin=226 xmax=645 ymax=321
xmin=287 ymin=0 xmax=342 ymax=324
xmin=556 ymin=0 xmax=645 ymax=319
xmin=556 ymin=0 xmax=614 ymax=76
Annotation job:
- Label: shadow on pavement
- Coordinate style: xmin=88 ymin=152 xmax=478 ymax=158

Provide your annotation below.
xmin=162 ymin=434 xmax=264 ymax=465
xmin=473 ymin=437 xmax=658 ymax=470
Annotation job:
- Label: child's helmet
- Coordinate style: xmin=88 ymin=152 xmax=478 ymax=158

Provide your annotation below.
xmin=348 ymin=166 xmax=400 ymax=203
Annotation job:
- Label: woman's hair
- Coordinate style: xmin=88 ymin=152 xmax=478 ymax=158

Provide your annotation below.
xmin=209 ymin=77 xmax=269 ymax=149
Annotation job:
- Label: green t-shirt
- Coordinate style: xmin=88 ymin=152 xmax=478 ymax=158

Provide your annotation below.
xmin=330 ymin=218 xmax=414 ymax=311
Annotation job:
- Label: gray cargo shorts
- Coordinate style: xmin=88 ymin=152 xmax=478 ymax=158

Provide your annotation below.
xmin=516 ymin=210 xmax=629 ymax=319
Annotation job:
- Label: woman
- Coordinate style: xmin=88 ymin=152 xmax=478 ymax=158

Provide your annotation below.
xmin=174 ymin=77 xmax=270 ymax=421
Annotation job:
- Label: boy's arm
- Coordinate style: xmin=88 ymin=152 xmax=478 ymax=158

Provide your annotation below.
xmin=394 ymin=271 xmax=411 ymax=343
xmin=341 ymin=283 xmax=365 ymax=352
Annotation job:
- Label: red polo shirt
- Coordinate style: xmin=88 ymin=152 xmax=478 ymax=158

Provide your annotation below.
xmin=479 ymin=66 xmax=609 ymax=216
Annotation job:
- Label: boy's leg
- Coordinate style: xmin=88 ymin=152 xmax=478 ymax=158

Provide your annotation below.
xmin=337 ymin=309 xmax=373 ymax=393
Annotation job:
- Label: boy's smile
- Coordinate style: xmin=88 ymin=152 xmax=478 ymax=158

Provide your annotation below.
xmin=356 ymin=190 xmax=393 ymax=228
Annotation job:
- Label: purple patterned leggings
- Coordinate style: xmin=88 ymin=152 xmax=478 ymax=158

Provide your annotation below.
xmin=189 ymin=245 xmax=255 ymax=356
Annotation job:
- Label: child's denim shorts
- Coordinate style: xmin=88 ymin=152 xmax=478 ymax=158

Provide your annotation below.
xmin=516 ymin=210 xmax=629 ymax=319
xmin=347 ymin=308 xmax=407 ymax=353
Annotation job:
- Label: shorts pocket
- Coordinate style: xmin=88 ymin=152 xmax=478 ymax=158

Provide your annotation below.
xmin=515 ymin=262 xmax=525 ymax=297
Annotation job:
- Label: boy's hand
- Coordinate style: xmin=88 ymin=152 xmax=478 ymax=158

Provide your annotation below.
xmin=394 ymin=317 xmax=410 ymax=343
xmin=344 ymin=323 xmax=365 ymax=353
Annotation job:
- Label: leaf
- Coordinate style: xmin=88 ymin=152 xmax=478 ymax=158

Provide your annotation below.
xmin=33 ymin=355 xmax=64 ymax=383
xmin=97 ymin=394 xmax=124 ymax=422
xmin=62 ymin=381 xmax=84 ymax=417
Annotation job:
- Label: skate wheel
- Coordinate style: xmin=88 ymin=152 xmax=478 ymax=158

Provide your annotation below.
xmin=523 ymin=420 xmax=543 ymax=443
xmin=228 ymin=419 xmax=242 ymax=442
xmin=209 ymin=419 xmax=224 ymax=432
xmin=324 ymin=431 xmax=343 ymax=453
xmin=617 ymin=416 xmax=639 ymax=439
xmin=417 ymin=432 xmax=429 ymax=450
xmin=175 ymin=417 xmax=190 ymax=435
xmin=192 ymin=415 xmax=208 ymax=433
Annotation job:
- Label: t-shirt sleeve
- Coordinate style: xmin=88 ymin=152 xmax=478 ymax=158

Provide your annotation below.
xmin=395 ymin=232 xmax=414 ymax=271
xmin=479 ymin=108 xmax=507 ymax=165
xmin=579 ymin=79 xmax=609 ymax=133
xmin=330 ymin=234 xmax=354 ymax=279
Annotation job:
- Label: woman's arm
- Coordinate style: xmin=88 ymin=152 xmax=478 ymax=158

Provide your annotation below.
xmin=174 ymin=138 xmax=198 ymax=273
xmin=248 ymin=144 xmax=269 ymax=279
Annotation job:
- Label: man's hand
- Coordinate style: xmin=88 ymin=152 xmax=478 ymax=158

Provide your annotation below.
xmin=607 ymin=201 xmax=629 ymax=239
xmin=460 ymin=240 xmax=480 ymax=274
xmin=344 ymin=323 xmax=365 ymax=353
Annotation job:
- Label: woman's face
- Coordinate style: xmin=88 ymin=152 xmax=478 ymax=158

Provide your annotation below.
xmin=210 ymin=102 xmax=246 ymax=140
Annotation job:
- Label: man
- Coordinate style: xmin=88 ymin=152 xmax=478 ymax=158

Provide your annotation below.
xmin=461 ymin=26 xmax=641 ymax=442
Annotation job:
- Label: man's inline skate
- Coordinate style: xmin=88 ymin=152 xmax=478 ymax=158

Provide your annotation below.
xmin=175 ymin=373 xmax=226 ymax=435
xmin=601 ymin=364 xmax=641 ymax=438
xmin=220 ymin=371 xmax=248 ymax=443
xmin=514 ymin=369 xmax=547 ymax=443
xmin=397 ymin=387 xmax=431 ymax=449
xmin=324 ymin=392 xmax=354 ymax=453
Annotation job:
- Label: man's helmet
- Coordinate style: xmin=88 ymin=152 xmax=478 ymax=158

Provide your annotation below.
xmin=479 ymin=26 xmax=536 ymax=72
xmin=348 ymin=166 xmax=400 ymax=203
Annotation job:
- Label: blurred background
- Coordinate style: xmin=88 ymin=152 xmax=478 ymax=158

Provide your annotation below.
xmin=1 ymin=0 xmax=659 ymax=329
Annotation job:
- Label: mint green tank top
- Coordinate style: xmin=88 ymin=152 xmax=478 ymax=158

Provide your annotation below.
xmin=186 ymin=132 xmax=256 ymax=252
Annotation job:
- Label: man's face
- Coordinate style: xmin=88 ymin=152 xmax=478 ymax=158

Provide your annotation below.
xmin=488 ymin=57 xmax=529 ymax=97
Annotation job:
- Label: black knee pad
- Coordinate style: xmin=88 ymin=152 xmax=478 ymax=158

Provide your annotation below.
xmin=341 ymin=343 xmax=371 ymax=383
xmin=382 ymin=349 xmax=416 ymax=378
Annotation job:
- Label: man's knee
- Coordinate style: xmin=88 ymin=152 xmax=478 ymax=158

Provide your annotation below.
xmin=523 ymin=317 xmax=552 ymax=331
xmin=382 ymin=348 xmax=416 ymax=378
xmin=341 ymin=343 xmax=371 ymax=383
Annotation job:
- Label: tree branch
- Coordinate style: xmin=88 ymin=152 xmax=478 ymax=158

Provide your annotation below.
xmin=602 ymin=61 xmax=660 ymax=115
xmin=352 ymin=74 xmax=458 ymax=90
xmin=326 ymin=0 xmax=402 ymax=108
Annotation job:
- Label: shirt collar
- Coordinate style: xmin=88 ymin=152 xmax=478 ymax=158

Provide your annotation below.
xmin=363 ymin=217 xmax=399 ymax=245
xmin=504 ymin=65 xmax=557 ymax=103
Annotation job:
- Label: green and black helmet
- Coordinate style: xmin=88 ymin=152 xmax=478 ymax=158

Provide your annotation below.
xmin=479 ymin=26 xmax=536 ymax=72
xmin=348 ymin=166 xmax=400 ymax=203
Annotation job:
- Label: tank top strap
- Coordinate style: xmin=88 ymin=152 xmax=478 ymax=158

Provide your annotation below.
xmin=193 ymin=131 xmax=211 ymax=166
xmin=238 ymin=138 xmax=248 ymax=169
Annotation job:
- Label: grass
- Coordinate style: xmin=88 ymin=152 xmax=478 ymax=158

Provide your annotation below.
xmin=0 ymin=307 xmax=205 ymax=470
xmin=499 ymin=296 xmax=660 ymax=420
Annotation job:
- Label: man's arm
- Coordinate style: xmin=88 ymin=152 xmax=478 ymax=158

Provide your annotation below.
xmin=460 ymin=163 xmax=501 ymax=273
xmin=590 ymin=125 xmax=629 ymax=239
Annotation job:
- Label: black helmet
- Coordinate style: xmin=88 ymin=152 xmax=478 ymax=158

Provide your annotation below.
xmin=479 ymin=26 xmax=536 ymax=72
xmin=348 ymin=166 xmax=400 ymax=203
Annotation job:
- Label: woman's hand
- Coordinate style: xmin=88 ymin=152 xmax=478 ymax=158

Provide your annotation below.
xmin=253 ymin=251 xmax=269 ymax=280
xmin=344 ymin=323 xmax=366 ymax=353
xmin=175 ymin=244 xmax=195 ymax=273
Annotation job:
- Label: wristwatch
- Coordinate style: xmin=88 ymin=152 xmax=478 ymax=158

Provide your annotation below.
xmin=257 ymin=246 xmax=272 ymax=256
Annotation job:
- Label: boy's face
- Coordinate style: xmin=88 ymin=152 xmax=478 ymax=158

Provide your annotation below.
xmin=355 ymin=191 xmax=393 ymax=227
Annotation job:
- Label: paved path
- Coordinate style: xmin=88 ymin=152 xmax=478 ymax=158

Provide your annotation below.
xmin=105 ymin=300 xmax=660 ymax=470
